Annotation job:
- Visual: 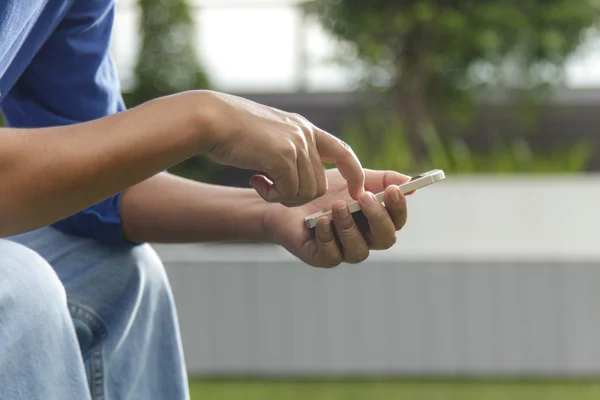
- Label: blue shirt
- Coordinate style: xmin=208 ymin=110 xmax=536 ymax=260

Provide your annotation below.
xmin=0 ymin=0 xmax=134 ymax=247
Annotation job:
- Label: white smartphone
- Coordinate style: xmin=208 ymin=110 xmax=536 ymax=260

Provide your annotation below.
xmin=304 ymin=169 xmax=446 ymax=229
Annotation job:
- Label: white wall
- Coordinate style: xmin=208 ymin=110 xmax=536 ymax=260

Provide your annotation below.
xmin=154 ymin=175 xmax=600 ymax=377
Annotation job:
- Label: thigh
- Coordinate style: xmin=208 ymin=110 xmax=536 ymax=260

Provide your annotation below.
xmin=0 ymin=238 xmax=68 ymax=331
xmin=0 ymin=239 xmax=91 ymax=400
xmin=7 ymin=226 xmax=167 ymax=319
xmin=7 ymin=227 xmax=189 ymax=400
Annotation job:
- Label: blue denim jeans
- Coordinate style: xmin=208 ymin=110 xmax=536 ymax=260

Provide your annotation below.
xmin=0 ymin=227 xmax=189 ymax=399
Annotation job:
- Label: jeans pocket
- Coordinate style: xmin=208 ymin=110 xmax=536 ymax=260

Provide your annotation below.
xmin=69 ymin=303 xmax=108 ymax=400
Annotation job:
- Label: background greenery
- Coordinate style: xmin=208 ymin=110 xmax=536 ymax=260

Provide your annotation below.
xmin=123 ymin=0 xmax=600 ymax=178
xmin=305 ymin=0 xmax=600 ymax=173
xmin=122 ymin=0 xmax=224 ymax=182
xmin=2 ymin=0 xmax=597 ymax=176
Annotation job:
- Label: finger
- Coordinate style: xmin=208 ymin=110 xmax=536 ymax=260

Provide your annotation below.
xmin=363 ymin=169 xmax=411 ymax=194
xmin=249 ymin=174 xmax=273 ymax=200
xmin=308 ymin=143 xmax=328 ymax=198
xmin=250 ymin=173 xmax=305 ymax=207
xmin=358 ymin=191 xmax=397 ymax=250
xmin=291 ymin=115 xmax=328 ymax=198
xmin=296 ymin=148 xmax=318 ymax=203
xmin=331 ymin=201 xmax=370 ymax=264
xmin=314 ymin=129 xmax=365 ymax=200
xmin=383 ymin=185 xmax=408 ymax=231
xmin=251 ymin=170 xmax=299 ymax=204
xmin=315 ymin=217 xmax=343 ymax=268
xmin=263 ymin=151 xmax=299 ymax=203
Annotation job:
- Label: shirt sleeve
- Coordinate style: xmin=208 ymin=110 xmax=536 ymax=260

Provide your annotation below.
xmin=0 ymin=0 xmax=138 ymax=248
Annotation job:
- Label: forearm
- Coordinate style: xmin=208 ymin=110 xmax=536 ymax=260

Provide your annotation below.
xmin=120 ymin=173 xmax=271 ymax=244
xmin=0 ymin=92 xmax=210 ymax=237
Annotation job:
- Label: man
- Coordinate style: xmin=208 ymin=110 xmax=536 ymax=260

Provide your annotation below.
xmin=0 ymin=1 xmax=409 ymax=399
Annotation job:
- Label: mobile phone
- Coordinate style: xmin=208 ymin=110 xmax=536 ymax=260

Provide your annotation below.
xmin=304 ymin=169 xmax=446 ymax=229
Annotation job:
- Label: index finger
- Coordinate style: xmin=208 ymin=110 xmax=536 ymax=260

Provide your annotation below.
xmin=314 ymin=128 xmax=365 ymax=199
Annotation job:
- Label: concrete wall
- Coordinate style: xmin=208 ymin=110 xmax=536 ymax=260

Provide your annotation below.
xmin=153 ymin=175 xmax=600 ymax=377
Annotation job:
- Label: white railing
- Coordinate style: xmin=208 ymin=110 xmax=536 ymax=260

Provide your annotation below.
xmin=155 ymin=175 xmax=600 ymax=377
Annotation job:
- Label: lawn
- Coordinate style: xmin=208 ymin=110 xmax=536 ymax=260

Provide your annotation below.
xmin=189 ymin=380 xmax=600 ymax=400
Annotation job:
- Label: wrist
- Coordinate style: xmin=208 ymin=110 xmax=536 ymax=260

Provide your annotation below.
xmin=251 ymin=193 xmax=275 ymax=243
xmin=187 ymin=90 xmax=230 ymax=155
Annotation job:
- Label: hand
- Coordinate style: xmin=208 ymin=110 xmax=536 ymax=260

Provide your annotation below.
xmin=198 ymin=91 xmax=365 ymax=206
xmin=263 ymin=168 xmax=410 ymax=268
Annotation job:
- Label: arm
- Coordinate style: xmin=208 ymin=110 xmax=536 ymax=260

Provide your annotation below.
xmin=0 ymin=94 xmax=209 ymax=238
xmin=120 ymin=172 xmax=271 ymax=244
xmin=1 ymin=1 xmax=364 ymax=242
xmin=0 ymin=0 xmax=201 ymax=243
xmin=119 ymin=168 xmax=411 ymax=270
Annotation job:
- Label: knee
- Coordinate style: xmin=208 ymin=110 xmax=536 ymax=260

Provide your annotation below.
xmin=131 ymin=244 xmax=173 ymax=300
xmin=0 ymin=240 xmax=67 ymax=322
xmin=111 ymin=244 xmax=174 ymax=302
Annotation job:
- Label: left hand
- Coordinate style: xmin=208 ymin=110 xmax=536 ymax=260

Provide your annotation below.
xmin=263 ymin=168 xmax=410 ymax=268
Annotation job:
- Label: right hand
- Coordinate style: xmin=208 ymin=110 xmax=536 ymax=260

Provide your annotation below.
xmin=199 ymin=91 xmax=365 ymax=206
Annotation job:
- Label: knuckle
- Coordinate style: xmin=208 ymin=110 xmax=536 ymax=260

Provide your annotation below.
xmin=330 ymin=252 xmax=344 ymax=267
xmin=397 ymin=217 xmax=407 ymax=230
xmin=292 ymin=114 xmax=314 ymax=135
xmin=336 ymin=220 xmax=356 ymax=232
xmin=279 ymin=142 xmax=297 ymax=159
xmin=348 ymin=248 xmax=369 ymax=264
xmin=366 ymin=206 xmax=386 ymax=219
xmin=395 ymin=212 xmax=408 ymax=229
xmin=381 ymin=234 xmax=397 ymax=249
xmin=321 ymin=257 xmax=342 ymax=269
xmin=382 ymin=171 xmax=393 ymax=187
xmin=339 ymin=139 xmax=353 ymax=154
xmin=298 ymin=146 xmax=310 ymax=161
xmin=291 ymin=129 xmax=309 ymax=149
xmin=357 ymin=249 xmax=370 ymax=262
xmin=291 ymin=112 xmax=311 ymax=127
xmin=299 ymin=127 xmax=313 ymax=144
xmin=389 ymin=234 xmax=398 ymax=246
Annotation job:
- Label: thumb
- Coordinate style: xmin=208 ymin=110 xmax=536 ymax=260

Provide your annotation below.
xmin=250 ymin=174 xmax=273 ymax=201
xmin=364 ymin=169 xmax=411 ymax=193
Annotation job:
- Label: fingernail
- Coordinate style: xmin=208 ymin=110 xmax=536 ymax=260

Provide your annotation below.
xmin=339 ymin=205 xmax=349 ymax=218
xmin=320 ymin=218 xmax=331 ymax=232
xmin=360 ymin=191 xmax=376 ymax=206
xmin=391 ymin=189 xmax=401 ymax=203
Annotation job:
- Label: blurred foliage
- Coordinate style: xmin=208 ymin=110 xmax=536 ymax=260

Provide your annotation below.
xmin=123 ymin=0 xmax=222 ymax=182
xmin=344 ymin=111 xmax=595 ymax=174
xmin=305 ymin=0 xmax=600 ymax=172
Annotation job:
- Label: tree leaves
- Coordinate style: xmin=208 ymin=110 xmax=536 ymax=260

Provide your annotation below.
xmin=306 ymin=0 xmax=599 ymax=172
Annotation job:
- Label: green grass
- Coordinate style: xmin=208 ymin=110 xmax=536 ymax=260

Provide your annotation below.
xmin=189 ymin=379 xmax=600 ymax=400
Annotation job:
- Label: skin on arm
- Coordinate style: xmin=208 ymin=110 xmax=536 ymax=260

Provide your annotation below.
xmin=0 ymin=93 xmax=205 ymax=237
xmin=0 ymin=90 xmax=366 ymax=239
xmin=120 ymin=172 xmax=271 ymax=244
xmin=120 ymin=168 xmax=410 ymax=269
